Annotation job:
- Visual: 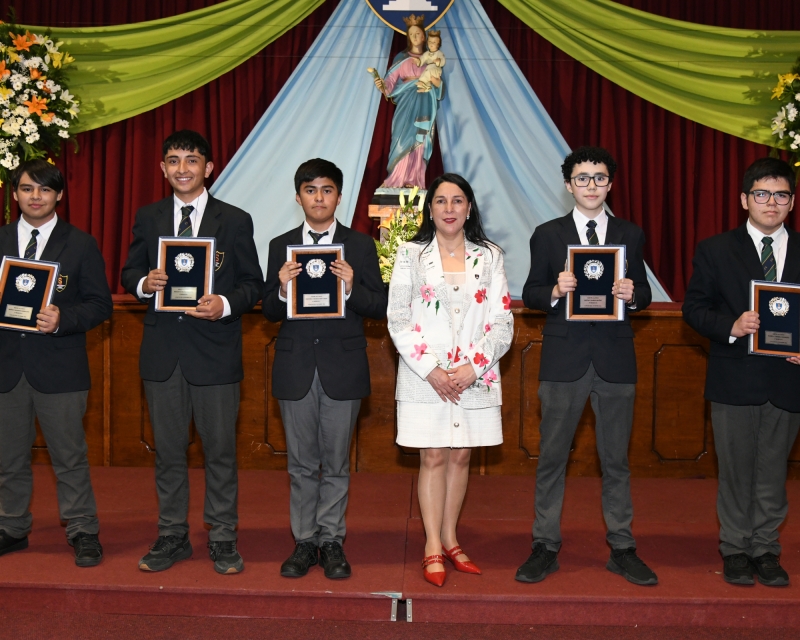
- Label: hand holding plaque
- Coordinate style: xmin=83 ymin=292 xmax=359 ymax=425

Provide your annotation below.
xmin=748 ymin=280 xmax=800 ymax=358
xmin=155 ymin=237 xmax=216 ymax=312
xmin=565 ymin=245 xmax=626 ymax=321
xmin=0 ymin=256 xmax=60 ymax=332
xmin=286 ymin=244 xmax=346 ymax=320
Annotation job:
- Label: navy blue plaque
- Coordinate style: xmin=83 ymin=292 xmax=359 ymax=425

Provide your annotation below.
xmin=749 ymin=280 xmax=800 ymax=357
xmin=286 ymin=244 xmax=345 ymax=320
xmin=566 ymin=245 xmax=626 ymax=321
xmin=155 ymin=237 xmax=216 ymax=312
xmin=0 ymin=257 xmax=59 ymax=332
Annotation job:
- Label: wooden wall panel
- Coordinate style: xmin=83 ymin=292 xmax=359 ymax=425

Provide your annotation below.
xmin=48 ymin=299 xmax=800 ymax=479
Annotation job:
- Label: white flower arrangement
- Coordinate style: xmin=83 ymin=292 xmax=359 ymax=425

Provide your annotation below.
xmin=770 ymin=58 xmax=800 ymax=170
xmin=0 ymin=24 xmax=79 ymax=223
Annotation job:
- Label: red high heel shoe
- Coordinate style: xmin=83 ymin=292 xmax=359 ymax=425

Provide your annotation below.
xmin=443 ymin=546 xmax=482 ymax=574
xmin=422 ymin=554 xmax=446 ymax=587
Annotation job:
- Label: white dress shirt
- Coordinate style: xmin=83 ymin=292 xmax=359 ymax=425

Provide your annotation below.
xmin=572 ymin=207 xmax=609 ymax=245
xmin=279 ymin=219 xmax=350 ymax=302
xmin=137 ymin=188 xmax=230 ymax=317
xmin=18 ymin=214 xmax=58 ymax=260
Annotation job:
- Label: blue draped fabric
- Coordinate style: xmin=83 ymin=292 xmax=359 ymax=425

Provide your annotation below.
xmin=210 ymin=0 xmax=392 ymax=270
xmin=384 ymin=51 xmax=444 ymax=176
xmin=436 ymin=0 xmax=671 ymax=301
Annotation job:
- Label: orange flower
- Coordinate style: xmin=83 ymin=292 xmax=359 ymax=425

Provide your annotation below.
xmin=23 ymin=95 xmax=47 ymax=116
xmin=40 ymin=112 xmax=55 ymax=123
xmin=9 ymin=31 xmax=34 ymax=51
xmin=30 ymin=68 xmax=41 ymax=80
xmin=0 ymin=61 xmax=9 ymax=79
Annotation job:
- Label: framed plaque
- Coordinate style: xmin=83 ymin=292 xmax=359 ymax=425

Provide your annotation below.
xmin=286 ymin=244 xmax=346 ymax=320
xmin=749 ymin=280 xmax=800 ymax=357
xmin=565 ymin=245 xmax=626 ymax=321
xmin=0 ymin=256 xmax=60 ymax=332
xmin=155 ymin=237 xmax=216 ymax=312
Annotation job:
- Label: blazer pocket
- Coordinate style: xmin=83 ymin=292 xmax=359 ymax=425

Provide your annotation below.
xmin=274 ymin=338 xmax=293 ymax=351
xmin=541 ymin=324 xmax=568 ymax=337
xmin=342 ymin=336 xmax=368 ymax=351
xmin=616 ymin=325 xmax=634 ymax=338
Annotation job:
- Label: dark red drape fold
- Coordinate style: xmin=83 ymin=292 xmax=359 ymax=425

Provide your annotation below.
xmin=2 ymin=0 xmax=799 ymax=299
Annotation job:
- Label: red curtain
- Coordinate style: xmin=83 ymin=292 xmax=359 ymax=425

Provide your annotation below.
xmin=2 ymin=0 xmax=799 ymax=299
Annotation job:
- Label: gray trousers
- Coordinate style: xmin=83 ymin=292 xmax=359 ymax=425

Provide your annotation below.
xmin=711 ymin=401 xmax=800 ymax=558
xmin=0 ymin=374 xmax=98 ymax=540
xmin=279 ymin=369 xmax=360 ymax=546
xmin=534 ymin=363 xmax=636 ymax=552
xmin=143 ymin=363 xmax=240 ymax=542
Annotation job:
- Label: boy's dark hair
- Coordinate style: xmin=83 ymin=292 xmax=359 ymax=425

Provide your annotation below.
xmin=742 ymin=157 xmax=796 ymax=195
xmin=294 ymin=158 xmax=343 ymax=194
xmin=561 ymin=146 xmax=618 ymax=182
xmin=162 ymin=130 xmax=212 ymax=162
xmin=12 ymin=159 xmax=65 ymax=192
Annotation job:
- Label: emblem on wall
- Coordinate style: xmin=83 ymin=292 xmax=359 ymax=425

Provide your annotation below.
xmin=364 ymin=0 xmax=454 ymax=34
xmin=583 ymin=260 xmax=604 ymax=280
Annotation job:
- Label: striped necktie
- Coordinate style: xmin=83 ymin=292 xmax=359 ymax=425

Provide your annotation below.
xmin=178 ymin=205 xmax=194 ymax=237
xmin=761 ymin=236 xmax=777 ymax=282
xmin=308 ymin=230 xmax=328 ymax=244
xmin=586 ymin=220 xmax=599 ymax=245
xmin=24 ymin=229 xmax=39 ymax=260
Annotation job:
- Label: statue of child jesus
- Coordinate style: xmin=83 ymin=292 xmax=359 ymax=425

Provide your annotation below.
xmin=415 ymin=30 xmax=445 ymax=93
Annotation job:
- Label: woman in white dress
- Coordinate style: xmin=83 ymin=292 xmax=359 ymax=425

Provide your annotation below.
xmin=387 ymin=174 xmax=513 ymax=587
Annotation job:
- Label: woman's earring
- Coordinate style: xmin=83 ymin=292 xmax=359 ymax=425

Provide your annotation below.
xmin=466 ymin=215 xmax=470 ymax=220
xmin=429 ymin=214 xmax=433 ymax=220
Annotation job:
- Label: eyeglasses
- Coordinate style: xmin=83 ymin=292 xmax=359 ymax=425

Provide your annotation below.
xmin=571 ymin=174 xmax=610 ymax=187
xmin=749 ymin=190 xmax=793 ymax=205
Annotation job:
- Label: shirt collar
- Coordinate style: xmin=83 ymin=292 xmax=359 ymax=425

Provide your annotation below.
xmin=302 ymin=218 xmax=337 ymax=240
xmin=572 ymin=206 xmax=607 ymax=229
xmin=19 ymin=213 xmax=58 ymax=237
xmin=746 ymin=218 xmax=787 ymax=245
xmin=173 ymin=188 xmax=208 ymax=215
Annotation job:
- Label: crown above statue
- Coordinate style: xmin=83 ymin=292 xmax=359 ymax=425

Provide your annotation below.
xmin=402 ymin=14 xmax=426 ymax=28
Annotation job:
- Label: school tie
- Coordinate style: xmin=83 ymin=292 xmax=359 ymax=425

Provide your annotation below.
xmin=586 ymin=220 xmax=599 ymax=246
xmin=308 ymin=230 xmax=328 ymax=244
xmin=24 ymin=229 xmax=39 ymax=260
xmin=761 ymin=236 xmax=777 ymax=282
xmin=177 ymin=205 xmax=194 ymax=237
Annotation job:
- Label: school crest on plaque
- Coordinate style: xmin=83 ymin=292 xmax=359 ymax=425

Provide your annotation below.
xmin=365 ymin=0 xmax=454 ymax=33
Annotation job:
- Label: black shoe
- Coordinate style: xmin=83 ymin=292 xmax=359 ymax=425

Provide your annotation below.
xmin=280 ymin=541 xmax=318 ymax=577
xmin=723 ymin=553 xmax=755 ymax=585
xmin=138 ymin=534 xmax=193 ymax=572
xmin=319 ymin=541 xmax=351 ymax=579
xmin=70 ymin=532 xmax=103 ymax=567
xmin=208 ymin=540 xmax=244 ymax=575
xmin=607 ymin=548 xmax=658 ymax=586
xmin=0 ymin=530 xmax=28 ymax=557
xmin=515 ymin=543 xmax=559 ymax=583
xmin=753 ymin=553 xmax=789 ymax=586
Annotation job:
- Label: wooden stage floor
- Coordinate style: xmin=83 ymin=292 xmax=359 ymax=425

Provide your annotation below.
xmin=1 ymin=466 xmax=799 ymax=628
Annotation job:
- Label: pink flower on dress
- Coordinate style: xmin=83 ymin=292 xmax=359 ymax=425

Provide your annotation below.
xmin=484 ymin=370 xmax=498 ymax=388
xmin=484 ymin=323 xmax=491 ymax=333
xmin=502 ymin=293 xmax=511 ymax=310
xmin=447 ymin=346 xmax=462 ymax=364
xmin=420 ymin=285 xmax=435 ymax=302
xmin=411 ymin=343 xmax=428 ymax=360
xmin=475 ymin=288 xmax=487 ymax=303
xmin=414 ymin=324 xmax=422 ymax=332
xmin=473 ymin=352 xmax=489 ymax=367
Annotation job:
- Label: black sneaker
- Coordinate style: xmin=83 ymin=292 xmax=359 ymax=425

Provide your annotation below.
xmin=208 ymin=540 xmax=244 ymax=575
xmin=607 ymin=548 xmax=658 ymax=586
xmin=280 ymin=541 xmax=318 ymax=577
xmin=515 ymin=542 xmax=559 ymax=583
xmin=138 ymin=534 xmax=193 ymax=572
xmin=319 ymin=541 xmax=351 ymax=579
xmin=0 ymin=530 xmax=28 ymax=557
xmin=70 ymin=532 xmax=103 ymax=567
xmin=723 ymin=553 xmax=755 ymax=585
xmin=753 ymin=553 xmax=789 ymax=586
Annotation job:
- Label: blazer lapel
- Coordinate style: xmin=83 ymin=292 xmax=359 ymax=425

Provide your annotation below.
xmin=459 ymin=239 xmax=485 ymax=329
xmin=197 ymin=196 xmax=221 ymax=238
xmin=604 ymin=213 xmax=624 ymax=246
xmin=157 ymin=198 xmax=174 ymax=238
xmin=425 ymin=235 xmax=451 ymax=324
xmin=557 ymin=211 xmax=582 ymax=248
xmin=40 ymin=218 xmax=69 ymax=262
xmin=781 ymin=228 xmax=800 ymax=284
xmin=732 ymin=224 xmax=768 ymax=283
xmin=0 ymin=221 xmax=19 ymax=258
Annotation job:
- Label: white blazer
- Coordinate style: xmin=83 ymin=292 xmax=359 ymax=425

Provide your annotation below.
xmin=387 ymin=236 xmax=513 ymax=409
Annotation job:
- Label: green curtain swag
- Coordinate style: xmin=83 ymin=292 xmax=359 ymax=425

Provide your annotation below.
xmin=25 ymin=0 xmax=324 ymax=133
xmin=499 ymin=0 xmax=800 ymax=146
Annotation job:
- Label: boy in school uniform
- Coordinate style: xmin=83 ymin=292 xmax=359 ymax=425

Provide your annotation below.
xmin=518 ymin=146 xmax=657 ymax=586
xmin=0 ymin=159 xmax=112 ymax=566
xmin=262 ymin=159 xmax=386 ymax=579
xmin=121 ymin=130 xmax=263 ymax=575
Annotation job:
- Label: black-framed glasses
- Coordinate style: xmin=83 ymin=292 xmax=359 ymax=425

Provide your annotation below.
xmin=571 ymin=174 xmax=610 ymax=187
xmin=749 ymin=190 xmax=792 ymax=205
